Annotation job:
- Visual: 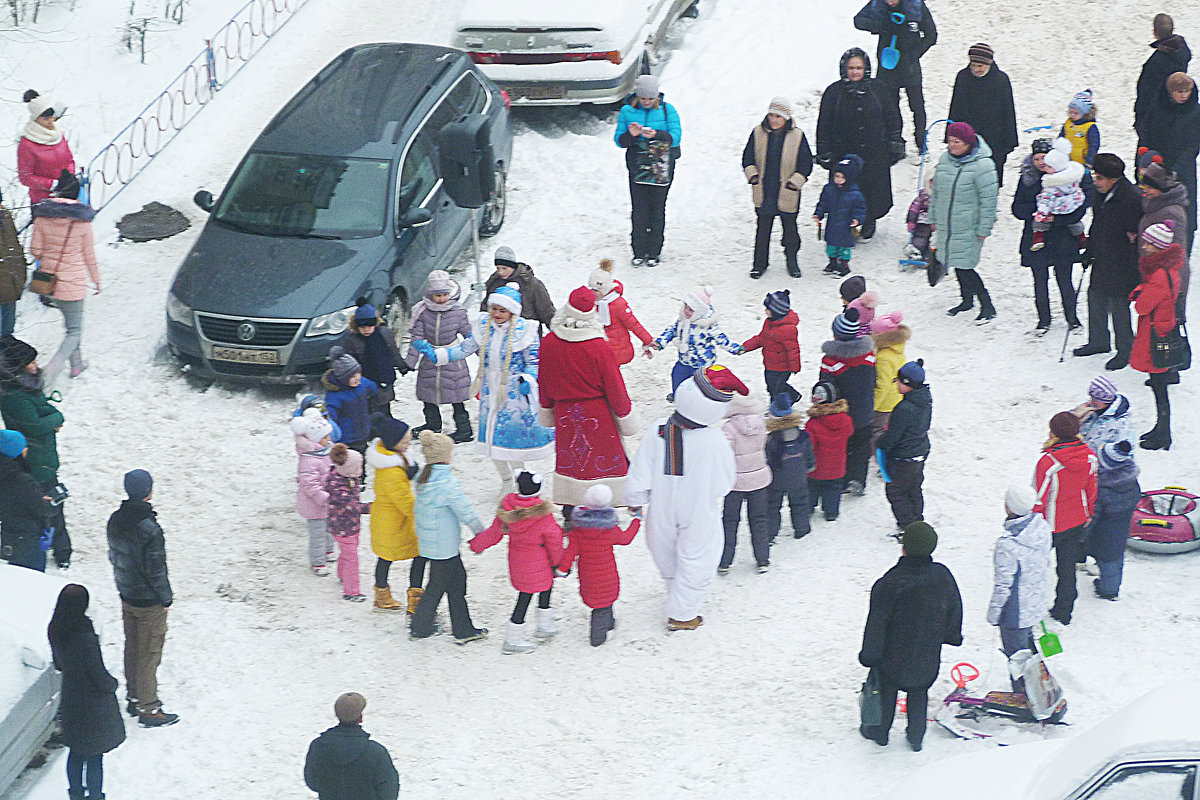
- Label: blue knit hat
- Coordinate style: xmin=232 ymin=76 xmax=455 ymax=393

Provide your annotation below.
xmin=764 ymin=290 xmax=791 ymax=319
xmin=769 ymin=394 xmax=795 ymax=417
xmin=371 ymin=413 xmax=410 ymax=451
xmin=354 ymin=303 xmax=378 ymax=324
xmin=1099 ymin=440 xmax=1135 ymax=469
xmin=897 ymin=358 xmax=925 ymax=387
xmin=487 ymin=282 xmax=523 ymax=315
xmin=832 ymin=306 xmax=861 ymax=340
xmin=1069 ymin=89 xmax=1094 ymax=114
xmin=0 ymin=429 xmax=27 ymax=459
xmin=124 ymin=469 xmax=153 ymax=500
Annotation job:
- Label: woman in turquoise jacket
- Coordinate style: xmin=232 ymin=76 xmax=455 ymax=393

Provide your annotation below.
xmin=930 ymin=122 xmax=999 ymax=323
xmin=614 ymin=74 xmax=682 ymax=267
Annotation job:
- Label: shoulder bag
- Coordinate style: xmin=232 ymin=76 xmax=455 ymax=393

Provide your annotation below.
xmin=28 ymin=220 xmax=75 ymax=297
xmin=1149 ymin=270 xmax=1190 ymax=371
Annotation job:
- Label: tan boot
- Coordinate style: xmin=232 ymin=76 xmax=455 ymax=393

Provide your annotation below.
xmin=667 ymin=616 xmax=704 ymax=631
xmin=373 ymin=585 xmax=403 ymax=611
xmin=406 ymin=586 xmax=424 ymax=616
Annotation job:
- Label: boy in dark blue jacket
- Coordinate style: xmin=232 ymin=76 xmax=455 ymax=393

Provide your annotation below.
xmin=814 ymin=155 xmax=869 ymax=277
xmin=876 ymin=359 xmax=932 ymax=530
xmin=764 ymin=394 xmax=816 ymax=540
xmin=323 ymin=346 xmax=378 ymax=463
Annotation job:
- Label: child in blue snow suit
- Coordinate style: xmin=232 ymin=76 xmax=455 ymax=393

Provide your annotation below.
xmin=814 ymin=154 xmax=869 ymax=277
xmin=1085 ymin=440 xmax=1141 ymax=600
xmin=322 ymin=346 xmax=378 ymax=459
xmin=764 ymin=394 xmax=816 ymax=540
xmin=649 ymin=285 xmax=742 ymax=398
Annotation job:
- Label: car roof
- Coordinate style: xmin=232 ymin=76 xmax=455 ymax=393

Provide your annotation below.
xmin=254 ymin=43 xmax=468 ymax=159
xmin=457 ymin=0 xmax=642 ymax=34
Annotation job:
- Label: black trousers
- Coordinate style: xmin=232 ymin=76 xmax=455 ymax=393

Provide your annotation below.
xmin=1084 ymin=288 xmax=1134 ymax=356
xmin=879 ymin=66 xmax=927 ymax=151
xmin=629 ymin=178 xmax=671 ymax=259
xmin=410 ymin=555 xmax=477 ymax=639
xmin=885 ymin=459 xmax=925 ymax=528
xmin=47 ymin=500 xmax=71 ymax=567
xmin=1051 ymin=525 xmax=1085 ymax=620
xmin=1031 ymin=262 xmax=1079 ymax=327
xmin=764 ymin=369 xmax=801 ymax=404
xmin=954 ymin=268 xmax=990 ymax=303
xmin=877 ymin=678 xmax=930 ymax=745
xmin=845 ymin=426 xmax=872 ymax=487
xmin=990 ymin=152 xmax=1008 ymax=188
xmin=753 ymin=209 xmax=801 ymax=269
xmin=721 ymin=488 xmax=771 ymax=567
xmin=511 ymin=589 xmax=552 ymax=624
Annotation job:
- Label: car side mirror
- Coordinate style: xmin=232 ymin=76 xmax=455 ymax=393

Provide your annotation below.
xmin=193 ymin=190 xmax=214 ymax=213
xmin=399 ymin=208 xmax=433 ymax=229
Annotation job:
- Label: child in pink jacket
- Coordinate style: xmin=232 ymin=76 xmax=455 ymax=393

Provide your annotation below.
xmin=558 ymin=484 xmax=640 ymax=646
xmin=326 ymin=443 xmax=371 ymax=601
xmin=291 ymin=409 xmax=334 ymax=576
xmin=719 ymin=392 xmax=773 ymax=574
xmin=469 ymin=472 xmax=564 ymax=654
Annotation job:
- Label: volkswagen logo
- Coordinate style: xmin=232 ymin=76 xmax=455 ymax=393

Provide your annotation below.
xmin=236 ymin=322 xmax=257 ymax=342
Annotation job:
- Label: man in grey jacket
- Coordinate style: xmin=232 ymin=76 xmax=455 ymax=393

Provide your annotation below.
xmin=107 ymin=469 xmax=179 ymax=727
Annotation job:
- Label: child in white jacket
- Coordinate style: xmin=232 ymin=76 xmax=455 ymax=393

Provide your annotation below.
xmin=649 ymin=286 xmax=743 ymax=400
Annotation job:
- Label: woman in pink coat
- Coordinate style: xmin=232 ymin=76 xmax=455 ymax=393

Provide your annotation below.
xmin=29 ymin=172 xmax=99 ymax=385
xmin=17 ymin=91 xmax=76 ymax=205
xmin=469 ymin=472 xmax=564 ymax=654
xmin=558 ymin=484 xmax=640 ymax=646
xmin=587 ymin=259 xmax=654 ymax=366
xmin=720 ymin=392 xmax=773 ymax=573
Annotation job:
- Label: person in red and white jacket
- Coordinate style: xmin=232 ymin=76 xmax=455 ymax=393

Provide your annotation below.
xmin=1033 ymin=411 xmax=1098 ymax=625
xmin=742 ymin=289 xmax=802 ymax=403
xmin=586 ymin=259 xmax=654 ymax=366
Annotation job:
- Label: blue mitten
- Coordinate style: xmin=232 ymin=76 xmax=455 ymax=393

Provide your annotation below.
xmin=412 ymin=340 xmax=435 ymax=359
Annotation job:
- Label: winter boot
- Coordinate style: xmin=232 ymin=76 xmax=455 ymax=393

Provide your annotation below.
xmin=832 ymin=258 xmax=851 ymax=277
xmin=1105 ymin=352 xmax=1129 ymax=371
xmin=139 ymin=706 xmax=180 ymax=727
xmin=412 ymin=404 xmax=442 ymax=437
xmin=823 ymin=256 xmax=839 ymax=274
xmin=947 ymin=298 xmax=974 ymax=316
xmin=374 ymin=585 xmax=404 ymax=611
xmin=534 ymin=606 xmax=558 ymax=639
xmin=1030 ymin=230 xmax=1045 ymax=251
xmin=405 ymin=586 xmax=423 ymax=615
xmin=975 ymin=291 xmax=997 ymax=323
xmin=1140 ymin=401 xmax=1172 ymax=450
xmin=454 ymin=628 xmax=489 ymax=645
xmin=501 ymin=621 xmax=537 ymax=654
xmin=590 ymin=607 xmax=615 ymax=646
xmin=785 ymin=251 xmax=801 ymax=278
xmin=667 ymin=615 xmax=704 ymax=631
xmin=450 ymin=404 xmax=474 ymax=443
xmin=125 ymin=699 xmax=139 ymax=717
xmin=859 ymin=218 xmax=876 ymax=240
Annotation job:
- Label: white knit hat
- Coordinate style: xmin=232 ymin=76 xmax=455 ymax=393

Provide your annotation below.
xmin=684 ymin=285 xmax=714 ymax=316
xmin=588 ymin=259 xmax=617 ymax=295
xmin=290 ymin=408 xmax=332 ymax=443
xmin=768 ymin=96 xmax=793 ymax=118
xmin=583 ymin=484 xmax=613 ymax=509
xmin=26 ymin=92 xmax=62 ymax=120
xmin=1043 ymin=138 xmax=1073 ymax=173
xmin=1004 ymin=484 xmax=1037 ymax=516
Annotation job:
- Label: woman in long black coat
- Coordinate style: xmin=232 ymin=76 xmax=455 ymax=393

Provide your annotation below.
xmin=1142 ymin=73 xmax=1200 ymax=250
xmin=816 ymin=47 xmax=903 ymax=240
xmin=47 ymin=584 xmax=125 ymax=800
xmin=946 ymin=43 xmax=1017 ymax=186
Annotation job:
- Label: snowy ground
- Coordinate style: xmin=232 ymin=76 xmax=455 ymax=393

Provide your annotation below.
xmin=4 ymin=0 xmax=1200 ymax=797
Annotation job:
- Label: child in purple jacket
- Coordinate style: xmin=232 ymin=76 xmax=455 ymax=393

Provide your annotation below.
xmin=326 ymin=443 xmax=372 ymax=602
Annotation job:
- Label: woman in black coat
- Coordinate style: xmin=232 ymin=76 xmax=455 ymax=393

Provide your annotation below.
xmin=1142 ymin=73 xmax=1200 ymax=250
xmin=1011 ymin=139 xmax=1094 ymax=333
xmin=946 ymin=43 xmax=1017 ymax=186
xmin=47 ymin=584 xmax=125 ymax=800
xmin=816 ymin=47 xmax=903 ymax=240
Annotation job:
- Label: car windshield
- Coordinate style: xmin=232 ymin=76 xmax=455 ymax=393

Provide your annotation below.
xmin=213 ymin=152 xmax=391 ymax=239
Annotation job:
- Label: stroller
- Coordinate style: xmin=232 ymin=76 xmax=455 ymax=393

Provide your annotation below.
xmin=899 ymin=119 xmax=949 ymax=286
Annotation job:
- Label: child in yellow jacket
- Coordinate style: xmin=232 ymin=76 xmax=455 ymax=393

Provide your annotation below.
xmin=870 ymin=312 xmax=910 ymax=449
xmin=366 ymin=414 xmax=423 ymax=613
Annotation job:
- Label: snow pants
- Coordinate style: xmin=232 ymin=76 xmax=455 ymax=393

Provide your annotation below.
xmin=628 ymin=178 xmax=670 ymax=260
xmin=876 ymin=677 xmax=930 ymax=746
xmin=720 ymin=487 xmax=771 ymax=568
xmin=808 ymin=477 xmax=843 ymax=518
xmin=1051 ymin=525 xmax=1085 ymax=621
xmin=884 ymin=458 xmax=925 ymax=529
xmin=645 ymin=516 xmax=723 ymax=622
xmin=845 ymin=426 xmax=872 ymax=488
xmin=334 ymin=534 xmax=360 ymax=596
xmin=767 ymin=481 xmax=811 ymax=540
xmin=764 ymin=369 xmax=801 ymax=405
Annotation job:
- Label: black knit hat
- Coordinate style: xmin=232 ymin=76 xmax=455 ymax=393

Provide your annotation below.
xmin=0 ymin=336 xmax=37 ymax=371
xmin=839 ymin=275 xmax=867 ymax=303
xmin=1031 ymin=138 xmax=1054 ymax=155
xmin=1091 ymin=153 xmax=1125 ymax=180
xmin=516 ymin=471 xmax=543 ymax=497
xmin=371 ymin=413 xmax=410 ymax=451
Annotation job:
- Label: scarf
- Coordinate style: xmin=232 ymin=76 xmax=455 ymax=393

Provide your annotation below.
xmin=659 ymin=411 xmax=704 ymax=475
xmin=22 ymin=119 xmax=63 ymax=146
xmin=408 ymin=294 xmax=462 ymax=331
xmin=596 ymin=291 xmax=618 ymax=327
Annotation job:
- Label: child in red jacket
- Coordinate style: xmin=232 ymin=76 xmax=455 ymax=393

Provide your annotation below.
xmin=588 ymin=259 xmax=654 ymax=366
xmin=558 ymin=484 xmax=640 ymax=646
xmin=806 ymin=381 xmax=854 ymax=521
xmin=469 ymin=472 xmax=564 ymax=654
xmin=742 ymin=289 xmax=801 ymax=403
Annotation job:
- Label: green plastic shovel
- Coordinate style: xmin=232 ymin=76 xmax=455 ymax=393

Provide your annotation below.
xmin=1038 ymin=620 xmax=1063 ymax=657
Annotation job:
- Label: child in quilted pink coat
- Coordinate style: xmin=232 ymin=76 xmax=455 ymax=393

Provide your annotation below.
xmin=719 ymin=391 xmax=773 ymax=574
xmin=326 ymin=443 xmax=372 ymax=601
xmin=469 ymin=472 xmax=564 ymax=654
xmin=291 ymin=408 xmax=334 ymax=577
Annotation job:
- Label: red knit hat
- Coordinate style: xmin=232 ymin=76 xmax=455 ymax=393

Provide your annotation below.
xmin=946 ymin=121 xmax=978 ymax=149
xmin=702 ymin=365 xmax=749 ymax=397
xmin=568 ymin=286 xmax=595 ymax=312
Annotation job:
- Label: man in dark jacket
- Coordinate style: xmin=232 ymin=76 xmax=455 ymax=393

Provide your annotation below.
xmin=947 ymin=43 xmax=1017 ymax=185
xmin=1075 ymin=154 xmax=1144 ymax=369
xmin=859 ymin=522 xmax=962 ymax=751
xmin=107 ymin=469 xmax=178 ymax=728
xmin=0 ymin=429 xmax=51 ymax=571
xmin=305 ymin=692 xmax=399 ymax=800
xmin=853 ymin=0 xmax=936 ymax=153
xmin=877 ymin=360 xmax=931 ymax=530
xmin=1134 ymin=14 xmax=1191 ymax=148
xmin=479 ymin=246 xmax=555 ymax=329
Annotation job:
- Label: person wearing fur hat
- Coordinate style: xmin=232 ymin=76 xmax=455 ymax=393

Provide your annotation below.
xmin=1030 ymin=139 xmax=1088 ymax=252
xmin=870 ymin=312 xmax=909 ymax=450
xmin=0 ymin=429 xmax=52 ymax=572
xmin=1058 ymin=90 xmax=1100 ymax=168
xmin=410 ymin=432 xmax=488 ymax=643
xmin=1134 ymin=14 xmax=1192 ymax=148
xmin=1130 ymin=220 xmax=1185 ymax=451
xmin=650 ymin=286 xmax=743 ymax=400
xmin=325 ymin=444 xmax=371 ymax=601
xmin=290 ymin=408 xmax=335 ymax=577
xmin=1033 ymin=411 xmax=1098 ymax=625
xmin=988 ymin=485 xmax=1052 ymax=691
xmin=626 ymin=366 xmax=743 ymax=631
xmin=1072 ymin=375 xmax=1133 ymax=453
xmin=343 ymin=301 xmax=405 ymax=416
xmin=947 ymin=44 xmax=1017 ymax=185
xmin=404 ymin=270 xmax=477 ymax=442
xmin=806 ymin=381 xmax=854 ymax=520
xmin=413 ymin=282 xmax=554 ymax=493
xmin=819 ymin=307 xmax=876 ymax=497
xmin=931 ymin=121 xmax=1000 ymax=323
xmin=366 ymin=414 xmax=423 ymax=613
xmin=813 ymin=154 xmax=868 ymax=277
xmin=719 ymin=390 xmax=773 ymax=574
xmin=558 ymin=484 xmax=641 ymax=646
xmin=1086 ymin=441 xmax=1141 ymax=600
xmin=322 ymin=346 xmax=378 ymax=466
xmin=538 ymin=286 xmax=638 ymax=519
xmin=587 ymin=259 xmax=653 ymax=366
xmin=741 ymin=290 xmax=801 ymax=403
xmin=470 ymin=471 xmax=564 ymax=653
xmin=763 ymin=394 xmax=815 ymax=540
xmin=876 ymin=359 xmax=931 ymax=530
xmin=615 ymin=73 xmax=682 ymax=267
xmin=1137 ymin=164 xmax=1190 ymax=322
xmin=17 ymin=90 xmax=75 ymax=205
xmin=480 ymin=246 xmax=555 ymax=330
xmin=859 ymin=521 xmax=963 ymax=751
xmin=742 ymin=96 xmax=814 ymax=278
xmin=1142 ymin=72 xmax=1199 ymax=249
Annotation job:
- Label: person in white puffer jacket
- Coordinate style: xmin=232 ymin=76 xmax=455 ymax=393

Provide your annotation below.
xmin=719 ymin=392 xmax=773 ymax=574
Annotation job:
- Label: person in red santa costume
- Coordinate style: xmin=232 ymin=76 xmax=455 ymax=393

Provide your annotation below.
xmin=625 ymin=365 xmax=744 ymax=631
xmin=538 ymin=287 xmax=641 ymax=525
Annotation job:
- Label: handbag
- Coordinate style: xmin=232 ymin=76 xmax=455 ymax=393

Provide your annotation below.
xmin=1149 ymin=270 xmax=1191 ymax=371
xmin=27 ymin=219 xmax=75 ymax=297
xmin=859 ymin=667 xmax=883 ymax=727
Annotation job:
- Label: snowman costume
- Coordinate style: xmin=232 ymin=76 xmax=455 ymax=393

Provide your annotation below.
xmin=626 ymin=365 xmax=743 ymax=625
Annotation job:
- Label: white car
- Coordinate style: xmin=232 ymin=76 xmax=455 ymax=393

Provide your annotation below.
xmin=886 ymin=685 xmax=1200 ymax=800
xmin=452 ymin=0 xmax=697 ymax=105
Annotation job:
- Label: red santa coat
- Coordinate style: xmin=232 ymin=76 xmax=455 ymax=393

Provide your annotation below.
xmin=1033 ymin=439 xmax=1098 ymax=533
xmin=469 ymin=495 xmax=563 ymax=593
xmin=806 ymin=399 xmax=854 ymax=480
xmin=539 ymin=316 xmax=638 ymax=506
xmin=597 ymin=280 xmax=653 ymax=365
xmin=1130 ymin=244 xmax=1183 ymax=375
xmin=558 ymin=509 xmax=639 ymax=608
xmin=741 ymin=310 xmax=802 ymax=372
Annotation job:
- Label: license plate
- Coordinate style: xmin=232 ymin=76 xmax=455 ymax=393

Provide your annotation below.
xmin=210 ymin=346 xmax=279 ymax=365
xmin=514 ymin=85 xmax=565 ymax=100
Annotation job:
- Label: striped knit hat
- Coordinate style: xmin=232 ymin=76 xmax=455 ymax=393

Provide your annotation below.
xmin=764 ymin=290 xmax=791 ymax=319
xmin=1088 ymin=375 xmax=1118 ymax=403
xmin=1069 ymin=89 xmax=1094 ymax=114
xmin=967 ymin=43 xmax=994 ymax=65
xmin=832 ymin=307 xmax=862 ymax=341
xmin=1099 ymin=440 xmax=1135 ymax=470
xmin=1143 ymin=220 xmax=1176 ymax=249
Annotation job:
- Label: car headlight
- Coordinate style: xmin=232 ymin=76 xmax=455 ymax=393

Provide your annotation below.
xmin=306 ymin=306 xmax=356 ymax=337
xmin=166 ymin=292 xmax=193 ymax=327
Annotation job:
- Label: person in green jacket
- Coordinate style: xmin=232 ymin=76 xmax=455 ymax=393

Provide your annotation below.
xmin=930 ymin=121 xmax=1000 ymax=323
xmin=0 ymin=335 xmax=70 ymax=567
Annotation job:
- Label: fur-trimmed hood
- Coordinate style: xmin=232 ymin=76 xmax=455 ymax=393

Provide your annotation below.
xmin=766 ymin=411 xmax=806 ymax=432
xmin=496 ymin=494 xmax=555 ymax=523
xmin=821 ymin=337 xmax=874 ymax=359
xmin=871 ymin=324 xmax=912 ymax=352
xmin=570 ymin=505 xmax=619 ymax=530
xmin=808 ymin=399 xmax=850 ymax=418
xmin=1042 ymin=160 xmax=1085 ymax=189
xmin=366 ymin=439 xmax=408 ymax=470
xmin=30 ymin=198 xmax=97 ymax=222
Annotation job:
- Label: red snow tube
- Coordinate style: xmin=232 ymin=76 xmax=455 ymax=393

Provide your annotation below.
xmin=1128 ymin=488 xmax=1200 ymax=554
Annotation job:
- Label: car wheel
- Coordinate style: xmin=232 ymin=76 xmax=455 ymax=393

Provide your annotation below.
xmin=479 ymin=168 xmax=507 ymax=237
xmin=384 ymin=291 xmax=412 ymax=351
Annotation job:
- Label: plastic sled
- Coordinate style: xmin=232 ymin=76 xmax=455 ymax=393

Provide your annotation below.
xmin=1128 ymin=487 xmax=1200 ymax=554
